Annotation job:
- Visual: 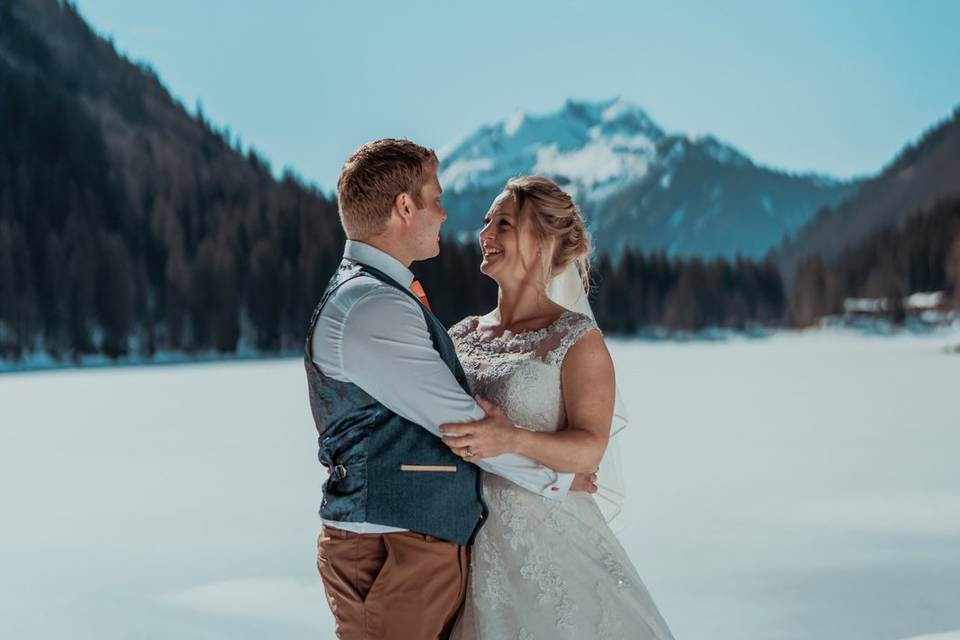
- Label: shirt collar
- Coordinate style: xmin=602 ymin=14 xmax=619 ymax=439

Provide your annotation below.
xmin=343 ymin=240 xmax=415 ymax=289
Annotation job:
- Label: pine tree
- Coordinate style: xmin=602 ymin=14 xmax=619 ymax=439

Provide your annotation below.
xmin=947 ymin=236 xmax=960 ymax=307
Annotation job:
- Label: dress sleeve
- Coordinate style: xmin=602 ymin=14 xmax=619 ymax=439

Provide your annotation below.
xmin=546 ymin=312 xmax=601 ymax=366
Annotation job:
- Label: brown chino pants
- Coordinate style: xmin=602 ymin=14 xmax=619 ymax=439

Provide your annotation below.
xmin=317 ymin=526 xmax=470 ymax=640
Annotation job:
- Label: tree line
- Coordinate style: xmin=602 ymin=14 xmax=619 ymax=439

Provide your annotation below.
xmin=788 ymin=198 xmax=960 ymax=326
xmin=590 ymin=252 xmax=785 ymax=333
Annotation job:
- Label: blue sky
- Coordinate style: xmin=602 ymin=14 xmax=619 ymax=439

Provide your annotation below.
xmin=73 ymin=0 xmax=960 ymax=190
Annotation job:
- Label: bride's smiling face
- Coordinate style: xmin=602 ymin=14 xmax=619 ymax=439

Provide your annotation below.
xmin=479 ymin=191 xmax=543 ymax=282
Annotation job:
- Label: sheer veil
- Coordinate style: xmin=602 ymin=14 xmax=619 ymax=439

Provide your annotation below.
xmin=546 ymin=262 xmax=628 ymax=526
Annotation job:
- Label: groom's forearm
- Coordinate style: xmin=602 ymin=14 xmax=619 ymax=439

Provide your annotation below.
xmin=474 ymin=454 xmax=574 ymax=499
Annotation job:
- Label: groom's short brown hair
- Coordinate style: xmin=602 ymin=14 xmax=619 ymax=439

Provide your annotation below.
xmin=337 ymin=139 xmax=439 ymax=239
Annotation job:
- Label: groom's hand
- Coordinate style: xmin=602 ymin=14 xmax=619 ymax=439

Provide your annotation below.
xmin=439 ymin=396 xmax=518 ymax=460
xmin=570 ymin=471 xmax=599 ymax=494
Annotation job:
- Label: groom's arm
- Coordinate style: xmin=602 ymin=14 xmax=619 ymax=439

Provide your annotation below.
xmin=316 ymin=286 xmax=573 ymax=499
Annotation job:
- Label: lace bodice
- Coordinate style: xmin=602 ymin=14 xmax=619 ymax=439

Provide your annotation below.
xmin=448 ymin=310 xmax=599 ymax=433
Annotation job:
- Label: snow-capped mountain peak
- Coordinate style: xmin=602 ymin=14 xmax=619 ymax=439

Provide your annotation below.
xmin=439 ymin=97 xmax=664 ymax=196
xmin=437 ymin=98 xmax=859 ymax=258
xmin=503 ymin=111 xmax=525 ymax=136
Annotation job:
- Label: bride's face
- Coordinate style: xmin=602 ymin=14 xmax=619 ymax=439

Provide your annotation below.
xmin=478 ymin=191 xmax=542 ymax=283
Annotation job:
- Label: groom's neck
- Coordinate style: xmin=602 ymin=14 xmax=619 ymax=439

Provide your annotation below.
xmin=353 ymin=234 xmax=414 ymax=268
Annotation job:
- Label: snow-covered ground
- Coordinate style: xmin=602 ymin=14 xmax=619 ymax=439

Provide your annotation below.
xmin=2 ymin=329 xmax=958 ymax=640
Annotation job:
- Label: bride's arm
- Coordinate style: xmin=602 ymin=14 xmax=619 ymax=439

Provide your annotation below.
xmin=512 ymin=330 xmax=615 ymax=473
xmin=441 ymin=329 xmax=615 ymax=474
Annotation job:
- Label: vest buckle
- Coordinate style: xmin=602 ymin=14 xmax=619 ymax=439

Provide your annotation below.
xmin=333 ymin=464 xmax=347 ymax=479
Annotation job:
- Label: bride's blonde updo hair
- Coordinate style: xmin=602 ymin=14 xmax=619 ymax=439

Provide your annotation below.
xmin=504 ymin=175 xmax=592 ymax=291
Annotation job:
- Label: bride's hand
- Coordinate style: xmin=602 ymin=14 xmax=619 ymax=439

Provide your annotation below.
xmin=439 ymin=396 xmax=518 ymax=460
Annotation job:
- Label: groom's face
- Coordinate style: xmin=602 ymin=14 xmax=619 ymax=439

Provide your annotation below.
xmin=408 ymin=166 xmax=447 ymax=260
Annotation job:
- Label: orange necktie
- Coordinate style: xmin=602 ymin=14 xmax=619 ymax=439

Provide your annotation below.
xmin=409 ymin=279 xmax=432 ymax=312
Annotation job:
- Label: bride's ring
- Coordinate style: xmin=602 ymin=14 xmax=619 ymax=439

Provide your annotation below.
xmin=464 ymin=449 xmax=475 ymax=458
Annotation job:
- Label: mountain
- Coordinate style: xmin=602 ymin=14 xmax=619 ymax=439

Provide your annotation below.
xmin=0 ymin=0 xmax=345 ymax=360
xmin=776 ymin=105 xmax=960 ymax=280
xmin=439 ymin=98 xmax=861 ymax=258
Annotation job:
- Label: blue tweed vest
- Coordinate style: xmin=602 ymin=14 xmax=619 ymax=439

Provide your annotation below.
xmin=304 ymin=259 xmax=486 ymax=545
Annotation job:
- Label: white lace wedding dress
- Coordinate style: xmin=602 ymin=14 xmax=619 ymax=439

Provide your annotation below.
xmin=448 ymin=310 xmax=675 ymax=640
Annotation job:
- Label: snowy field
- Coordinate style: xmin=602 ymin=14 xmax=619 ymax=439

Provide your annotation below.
xmin=1 ymin=328 xmax=958 ymax=640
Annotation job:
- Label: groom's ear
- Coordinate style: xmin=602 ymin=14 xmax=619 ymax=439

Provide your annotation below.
xmin=393 ymin=192 xmax=413 ymax=225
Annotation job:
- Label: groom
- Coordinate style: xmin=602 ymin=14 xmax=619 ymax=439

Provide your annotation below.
xmin=305 ymin=139 xmax=592 ymax=640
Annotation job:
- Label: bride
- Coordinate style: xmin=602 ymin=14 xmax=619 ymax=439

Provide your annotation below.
xmin=439 ymin=176 xmax=675 ymax=640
